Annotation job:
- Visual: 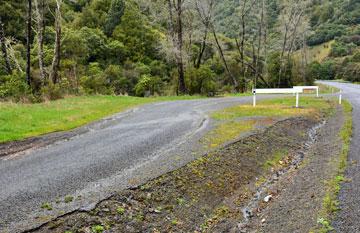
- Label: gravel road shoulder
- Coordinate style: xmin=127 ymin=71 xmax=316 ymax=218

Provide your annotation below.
xmin=243 ymin=106 xmax=344 ymax=233
xmin=28 ymin=116 xmax=320 ymax=233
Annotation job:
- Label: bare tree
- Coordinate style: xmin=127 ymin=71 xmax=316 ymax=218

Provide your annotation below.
xmin=212 ymin=26 xmax=239 ymax=90
xmin=194 ymin=0 xmax=214 ymax=69
xmin=34 ymin=0 xmax=46 ymax=83
xmin=167 ymin=0 xmax=187 ymax=94
xmin=0 ymin=17 xmax=12 ymax=74
xmin=49 ymin=0 xmax=62 ymax=84
xmin=26 ymin=0 xmax=32 ymax=86
xmin=277 ymin=0 xmax=308 ymax=87
xmin=236 ymin=0 xmax=256 ymax=91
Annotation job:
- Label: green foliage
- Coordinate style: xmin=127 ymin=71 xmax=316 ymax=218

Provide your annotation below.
xmin=306 ymin=61 xmax=336 ymax=80
xmin=80 ymin=63 xmax=113 ymax=95
xmin=134 ymin=74 xmax=162 ymax=97
xmin=104 ymin=0 xmax=125 ymax=36
xmin=307 ymin=24 xmax=346 ymax=46
xmin=330 ymin=41 xmax=356 ymax=57
xmin=266 ymin=52 xmax=293 ymax=87
xmin=91 ymin=225 xmax=104 ymax=233
xmin=0 ymin=72 xmax=29 ymax=101
xmin=41 ymin=202 xmax=53 ymax=210
xmin=339 ymin=62 xmax=360 ymax=82
xmin=185 ymin=66 xmax=217 ymax=96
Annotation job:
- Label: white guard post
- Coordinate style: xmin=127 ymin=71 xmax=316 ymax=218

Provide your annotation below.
xmin=339 ymin=90 xmax=342 ymax=105
xmin=293 ymin=86 xmax=319 ymax=97
xmin=253 ymin=88 xmax=302 ymax=108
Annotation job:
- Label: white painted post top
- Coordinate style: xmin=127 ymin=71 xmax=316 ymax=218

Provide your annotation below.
xmin=253 ymin=88 xmax=302 ymax=94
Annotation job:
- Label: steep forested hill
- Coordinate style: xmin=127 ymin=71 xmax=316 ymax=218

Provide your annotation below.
xmin=0 ymin=0 xmax=359 ymax=102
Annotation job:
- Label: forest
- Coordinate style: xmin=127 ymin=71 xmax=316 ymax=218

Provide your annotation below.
xmin=0 ymin=0 xmax=359 ymax=102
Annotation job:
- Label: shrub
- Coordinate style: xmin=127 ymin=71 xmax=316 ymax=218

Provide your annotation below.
xmin=307 ymin=23 xmax=346 ymax=46
xmin=306 ymin=60 xmax=336 ymax=81
xmin=0 ymin=72 xmax=30 ymax=101
xmin=80 ymin=63 xmax=114 ymax=94
xmin=342 ymin=62 xmax=360 ymax=82
xmin=134 ymin=74 xmax=162 ymax=97
xmin=330 ymin=41 xmax=356 ymax=57
xmin=185 ymin=65 xmax=217 ymax=96
xmin=41 ymin=83 xmax=63 ymax=101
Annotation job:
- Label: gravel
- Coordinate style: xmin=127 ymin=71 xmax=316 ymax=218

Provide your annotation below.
xmin=0 ymin=96 xmax=272 ymax=233
xmin=319 ymin=81 xmax=360 ymax=232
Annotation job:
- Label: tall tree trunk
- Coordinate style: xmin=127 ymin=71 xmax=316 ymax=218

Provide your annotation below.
xmin=195 ymin=27 xmax=208 ymax=69
xmin=50 ymin=0 xmax=61 ymax=84
xmin=0 ymin=17 xmax=12 ymax=74
xmin=26 ymin=0 xmax=32 ymax=86
xmin=212 ymin=26 xmax=238 ymax=90
xmin=254 ymin=0 xmax=265 ymax=88
xmin=176 ymin=0 xmax=186 ymax=94
xmin=34 ymin=0 xmax=46 ymax=83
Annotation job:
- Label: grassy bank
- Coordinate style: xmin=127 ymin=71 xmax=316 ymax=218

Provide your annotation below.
xmin=203 ymin=97 xmax=334 ymax=149
xmin=0 ymin=95 xmax=203 ymax=143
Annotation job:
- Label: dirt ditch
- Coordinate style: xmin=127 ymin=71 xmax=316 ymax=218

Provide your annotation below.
xmin=27 ymin=115 xmax=323 ymax=233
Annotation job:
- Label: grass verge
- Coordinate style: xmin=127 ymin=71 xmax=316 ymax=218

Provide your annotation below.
xmin=317 ymin=83 xmax=340 ymax=94
xmin=316 ymin=100 xmax=353 ymax=233
xmin=0 ymin=95 xmax=203 ymax=143
xmin=203 ymin=97 xmax=333 ymax=149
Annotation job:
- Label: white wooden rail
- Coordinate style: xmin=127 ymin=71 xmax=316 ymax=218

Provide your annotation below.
xmin=252 ymin=88 xmax=302 ymax=108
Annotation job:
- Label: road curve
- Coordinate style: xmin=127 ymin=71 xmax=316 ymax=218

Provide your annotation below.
xmin=0 ymin=95 xmax=268 ymax=232
xmin=318 ymin=81 xmax=360 ymax=232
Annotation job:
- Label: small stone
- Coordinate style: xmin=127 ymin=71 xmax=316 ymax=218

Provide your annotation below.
xmin=261 ymin=218 xmax=266 ymax=223
xmin=102 ymin=208 xmax=110 ymax=212
xmin=264 ymin=195 xmax=272 ymax=203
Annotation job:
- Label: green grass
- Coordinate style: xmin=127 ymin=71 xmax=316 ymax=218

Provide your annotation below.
xmin=263 ymin=150 xmax=288 ymax=170
xmin=0 ymin=95 xmax=204 ymax=143
xmin=317 ymin=83 xmax=340 ymax=94
xmin=203 ymin=96 xmax=333 ymax=150
xmin=293 ymin=40 xmax=334 ymax=63
xmin=212 ymin=97 xmax=333 ymax=121
xmin=202 ymin=120 xmax=257 ymax=148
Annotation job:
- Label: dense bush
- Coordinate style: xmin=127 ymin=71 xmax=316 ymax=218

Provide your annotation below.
xmin=134 ymin=74 xmax=162 ymax=97
xmin=330 ymin=41 xmax=356 ymax=57
xmin=340 ymin=63 xmax=360 ymax=82
xmin=185 ymin=66 xmax=217 ymax=96
xmin=267 ymin=52 xmax=293 ymax=88
xmin=307 ymin=24 xmax=346 ymax=46
xmin=305 ymin=60 xmax=336 ymax=81
xmin=0 ymin=72 xmax=30 ymax=101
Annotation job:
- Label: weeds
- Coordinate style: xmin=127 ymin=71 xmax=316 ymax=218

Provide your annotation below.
xmin=317 ymin=100 xmax=352 ymax=232
xmin=40 ymin=202 xmax=52 ymax=211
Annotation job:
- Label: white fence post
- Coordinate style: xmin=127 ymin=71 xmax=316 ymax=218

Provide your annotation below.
xmin=339 ymin=91 xmax=342 ymax=105
xmin=253 ymin=92 xmax=256 ymax=107
xmin=316 ymin=87 xmax=319 ymax=97
xmin=296 ymin=92 xmax=299 ymax=108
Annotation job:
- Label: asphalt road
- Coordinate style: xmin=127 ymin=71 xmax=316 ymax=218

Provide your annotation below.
xmin=0 ymin=95 xmax=266 ymax=232
xmin=318 ymin=81 xmax=360 ymax=232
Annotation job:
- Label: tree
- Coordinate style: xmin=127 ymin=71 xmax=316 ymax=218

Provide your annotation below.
xmin=26 ymin=0 xmax=32 ymax=86
xmin=104 ymin=0 xmax=125 ymax=36
xmin=194 ymin=0 xmax=214 ymax=69
xmin=34 ymin=0 xmax=46 ymax=82
xmin=167 ymin=0 xmax=187 ymax=94
xmin=0 ymin=16 xmax=12 ymax=74
xmin=49 ymin=0 xmax=62 ymax=84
